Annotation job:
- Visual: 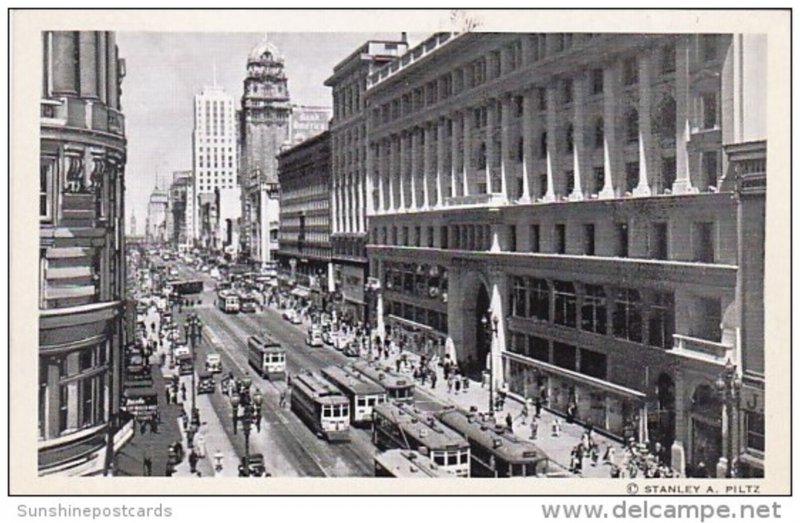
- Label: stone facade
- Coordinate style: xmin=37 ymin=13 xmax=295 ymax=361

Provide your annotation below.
xmin=39 ymin=31 xmax=127 ymax=476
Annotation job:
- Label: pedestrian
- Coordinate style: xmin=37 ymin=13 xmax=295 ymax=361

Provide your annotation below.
xmin=462 ymin=376 xmax=469 ymax=392
xmin=519 ymin=399 xmax=530 ymax=425
xmin=181 ymin=383 xmax=187 ymax=402
xmin=530 ymin=420 xmax=539 ymax=440
xmin=566 ymin=401 xmax=577 ymax=424
xmin=551 ymin=418 xmax=561 ymax=437
xmin=165 ymin=387 xmax=171 ymax=405
xmin=189 ymin=449 xmax=199 ymax=473
xmin=150 ymin=416 xmax=158 ymax=434
xmin=430 ymin=370 xmax=438 ymax=389
xmin=505 ymin=412 xmax=514 ymax=433
xmin=534 ymin=395 xmax=542 ymax=419
xmin=143 ymin=450 xmax=152 ymax=477
xmin=279 ymin=390 xmax=287 ymax=409
xmin=454 ymin=374 xmax=462 ymax=394
xmin=447 ymin=374 xmax=454 ymax=394
xmin=395 ymin=358 xmax=401 ymax=374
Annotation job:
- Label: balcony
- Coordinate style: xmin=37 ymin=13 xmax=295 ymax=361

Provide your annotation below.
xmin=672 ymin=333 xmax=733 ymax=362
xmin=443 ymin=192 xmax=507 ymax=208
xmin=367 ymin=32 xmax=459 ymax=89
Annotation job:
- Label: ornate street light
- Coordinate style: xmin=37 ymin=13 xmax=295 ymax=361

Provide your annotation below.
xmin=481 ymin=309 xmax=499 ymax=413
xmin=230 ymin=374 xmax=264 ymax=477
xmin=715 ymin=358 xmax=742 ymax=478
xmin=183 ymin=313 xmax=203 ymax=427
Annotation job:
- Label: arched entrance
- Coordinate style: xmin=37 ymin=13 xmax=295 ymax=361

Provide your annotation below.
xmin=470 ymin=283 xmax=491 ymax=380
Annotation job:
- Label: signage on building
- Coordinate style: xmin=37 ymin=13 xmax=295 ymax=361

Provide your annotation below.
xmin=741 ymin=384 xmax=764 ymax=413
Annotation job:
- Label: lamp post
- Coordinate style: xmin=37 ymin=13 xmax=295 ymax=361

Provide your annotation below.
xmin=184 ymin=313 xmax=202 ymax=427
xmin=229 ymin=374 xmax=263 ymax=476
xmin=715 ymin=358 xmax=742 ymax=478
xmin=481 ymin=308 xmax=499 ymax=413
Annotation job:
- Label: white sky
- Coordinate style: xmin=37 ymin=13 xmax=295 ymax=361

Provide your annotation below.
xmin=118 ymin=32 xmax=425 ymax=232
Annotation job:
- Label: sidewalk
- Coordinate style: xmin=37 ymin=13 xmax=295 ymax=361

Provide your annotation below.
xmin=381 ymin=349 xmax=621 ymax=478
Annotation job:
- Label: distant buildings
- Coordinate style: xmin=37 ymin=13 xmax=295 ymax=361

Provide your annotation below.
xmin=39 ymin=31 xmax=127 ymax=475
xmin=325 ymin=37 xmax=408 ymax=325
xmin=167 ymin=170 xmax=193 ymax=249
xmin=239 ymin=37 xmax=290 ymax=267
xmin=193 ymin=84 xmax=240 ymax=254
xmin=145 ymin=183 xmax=168 ymax=244
xmin=289 ymin=104 xmax=331 ymax=145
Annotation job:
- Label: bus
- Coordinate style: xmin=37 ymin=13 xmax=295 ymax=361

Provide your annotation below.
xmin=247 ymin=334 xmax=286 ymax=381
xmin=239 ymin=291 xmax=259 ymax=313
xmin=169 ymin=279 xmax=204 ymax=295
xmin=436 ymin=407 xmax=558 ymax=478
xmin=371 ymin=402 xmax=470 ymax=477
xmin=374 ymin=449 xmax=451 ymax=478
xmin=217 ymin=290 xmax=240 ymax=313
xmin=290 ymin=370 xmax=351 ymax=442
xmin=320 ymin=365 xmax=387 ymax=426
xmin=350 ymin=361 xmax=414 ymax=404
xmin=174 ymin=346 xmax=193 ymax=376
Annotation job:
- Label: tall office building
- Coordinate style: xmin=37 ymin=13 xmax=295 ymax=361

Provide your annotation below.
xmin=192 ymin=84 xmax=240 ymax=251
xmin=239 ymin=36 xmax=291 ymax=267
xmin=364 ymin=32 xmax=766 ymax=477
xmin=39 ymin=31 xmax=127 ymax=475
xmin=325 ymin=37 xmax=408 ymax=324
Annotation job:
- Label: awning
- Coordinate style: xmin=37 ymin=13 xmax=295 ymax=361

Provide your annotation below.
xmin=291 ymin=287 xmax=310 ymax=298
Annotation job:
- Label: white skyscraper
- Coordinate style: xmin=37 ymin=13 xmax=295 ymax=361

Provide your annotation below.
xmin=192 ymin=84 xmax=240 ymax=251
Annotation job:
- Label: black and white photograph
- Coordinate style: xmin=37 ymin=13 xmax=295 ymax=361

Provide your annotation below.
xmin=8 ymin=8 xmax=791 ymax=500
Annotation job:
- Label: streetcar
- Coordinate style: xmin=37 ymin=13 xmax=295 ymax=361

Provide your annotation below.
xmin=320 ymin=365 xmax=387 ymax=426
xmin=373 ymin=449 xmax=452 ymax=478
xmin=239 ymin=291 xmax=259 ymax=313
xmin=290 ymin=370 xmax=351 ymax=442
xmin=168 ymin=279 xmax=204 ymax=295
xmin=350 ymin=361 xmax=414 ymax=404
xmin=371 ymin=402 xmax=470 ymax=477
xmin=217 ymin=290 xmax=240 ymax=313
xmin=247 ymin=333 xmax=286 ymax=381
xmin=436 ymin=406 xmax=557 ymax=478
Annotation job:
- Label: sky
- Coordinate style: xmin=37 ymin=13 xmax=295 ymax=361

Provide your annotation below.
xmin=118 ymin=32 xmax=425 ymax=233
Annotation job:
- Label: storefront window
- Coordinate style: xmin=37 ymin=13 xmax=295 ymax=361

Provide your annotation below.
xmin=581 ymin=284 xmax=607 ymax=334
xmin=648 ymin=291 xmax=675 ymax=348
xmin=554 ymin=281 xmax=577 ymax=327
xmin=552 ymin=342 xmax=577 ymax=371
xmin=745 ymin=412 xmax=765 ymax=452
xmin=579 ymin=349 xmax=607 ymax=379
xmin=511 ymin=276 xmax=527 ymax=317
xmin=613 ymin=288 xmax=643 ymax=343
xmin=528 ymin=278 xmax=550 ymax=321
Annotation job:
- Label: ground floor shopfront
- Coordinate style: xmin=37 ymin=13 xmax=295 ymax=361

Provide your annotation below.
xmin=368 ymin=244 xmax=741 ymax=477
xmin=332 ymin=260 xmax=367 ymax=326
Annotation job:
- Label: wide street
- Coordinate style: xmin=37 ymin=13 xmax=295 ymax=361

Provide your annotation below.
xmin=171 ymin=263 xmax=449 ymax=477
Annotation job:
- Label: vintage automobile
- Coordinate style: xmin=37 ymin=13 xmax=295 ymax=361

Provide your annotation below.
xmin=306 ymin=327 xmax=324 ymax=347
xmin=342 ymin=341 xmax=361 ymax=358
xmin=239 ymin=453 xmax=269 ymax=477
xmin=205 ymin=353 xmax=223 ymax=374
xmin=197 ymin=371 xmax=216 ymax=394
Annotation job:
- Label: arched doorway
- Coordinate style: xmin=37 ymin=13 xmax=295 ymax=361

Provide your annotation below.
xmin=689 ymin=384 xmax=722 ymax=477
xmin=469 ymin=283 xmax=491 ymax=380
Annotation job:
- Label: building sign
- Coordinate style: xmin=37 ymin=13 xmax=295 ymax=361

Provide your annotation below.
xmin=741 ymin=384 xmax=764 ymax=414
xmin=340 ymin=265 xmax=364 ymax=304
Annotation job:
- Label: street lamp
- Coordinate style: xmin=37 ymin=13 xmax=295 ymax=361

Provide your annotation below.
xmin=184 ymin=313 xmax=202 ymax=428
xmin=481 ymin=309 xmax=499 ymax=413
xmin=229 ymin=374 xmax=263 ymax=476
xmin=715 ymin=358 xmax=742 ymax=478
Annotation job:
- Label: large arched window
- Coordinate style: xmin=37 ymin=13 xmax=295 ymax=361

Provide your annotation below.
xmin=565 ymin=123 xmax=575 ymax=153
xmin=625 ymin=108 xmax=639 ymax=143
xmin=655 ymin=95 xmax=677 ymax=142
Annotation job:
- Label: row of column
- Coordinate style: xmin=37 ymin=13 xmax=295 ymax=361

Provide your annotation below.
xmin=332 ymin=169 xmax=366 ymax=234
xmin=369 ymin=38 xmax=698 ymax=214
xmin=47 ymin=31 xmax=119 ymax=109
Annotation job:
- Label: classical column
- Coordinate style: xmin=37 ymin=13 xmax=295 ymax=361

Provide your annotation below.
xmin=399 ymin=133 xmax=408 ymax=210
xmin=488 ymin=269 xmax=508 ymax=388
xmin=78 ymin=32 xmax=99 ymax=99
xmin=462 ymin=108 xmax=472 ymax=196
xmin=388 ymin=137 xmax=397 ymax=210
xmin=486 ymin=100 xmax=496 ymax=194
xmin=543 ymin=86 xmax=557 ymax=202
xmin=451 ymin=112 xmax=461 ymax=198
xmin=634 ymin=51 xmax=654 ymax=196
xmin=97 ymin=32 xmax=107 ymax=104
xmin=500 ymin=95 xmax=512 ymax=201
xmin=436 ymin=118 xmax=446 ymax=207
xmin=409 ymin=129 xmax=418 ymax=209
xmin=671 ymin=369 xmax=687 ymax=477
xmin=519 ymin=90 xmax=534 ymax=203
xmin=672 ymin=35 xmax=696 ymax=194
xmin=52 ymin=32 xmax=78 ymax=96
xmin=371 ymin=143 xmax=382 ymax=214
xmin=423 ymin=122 xmax=434 ymax=208
xmin=599 ymin=63 xmax=620 ymax=199
xmin=570 ymin=73 xmax=587 ymax=201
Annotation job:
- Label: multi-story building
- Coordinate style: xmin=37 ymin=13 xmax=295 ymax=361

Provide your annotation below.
xmin=146 ymin=183 xmax=168 ymax=244
xmin=239 ymin=37 xmax=291 ymax=267
xmin=277 ymin=131 xmax=332 ymax=300
xmin=39 ymin=31 xmax=128 ymax=475
xmin=325 ymin=37 xmax=408 ymax=324
xmin=168 ymin=171 xmax=193 ymax=249
xmin=192 ymin=84 xmax=239 ymax=249
xmin=364 ymin=32 xmax=766 ymax=477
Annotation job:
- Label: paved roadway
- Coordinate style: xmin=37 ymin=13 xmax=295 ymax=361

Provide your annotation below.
xmin=172 ymin=263 xmax=452 ymax=477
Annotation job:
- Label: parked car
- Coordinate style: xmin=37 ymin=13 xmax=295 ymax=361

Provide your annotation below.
xmin=282 ymin=309 xmax=296 ymax=322
xmin=290 ymin=312 xmax=303 ymax=325
xmin=333 ymin=332 xmax=351 ymax=351
xmin=342 ymin=341 xmax=360 ymax=358
xmin=306 ymin=328 xmax=323 ymax=347
xmin=205 ymin=353 xmax=222 ymax=374
xmin=197 ymin=371 xmax=215 ymax=394
xmin=239 ymin=453 xmax=269 ymax=477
